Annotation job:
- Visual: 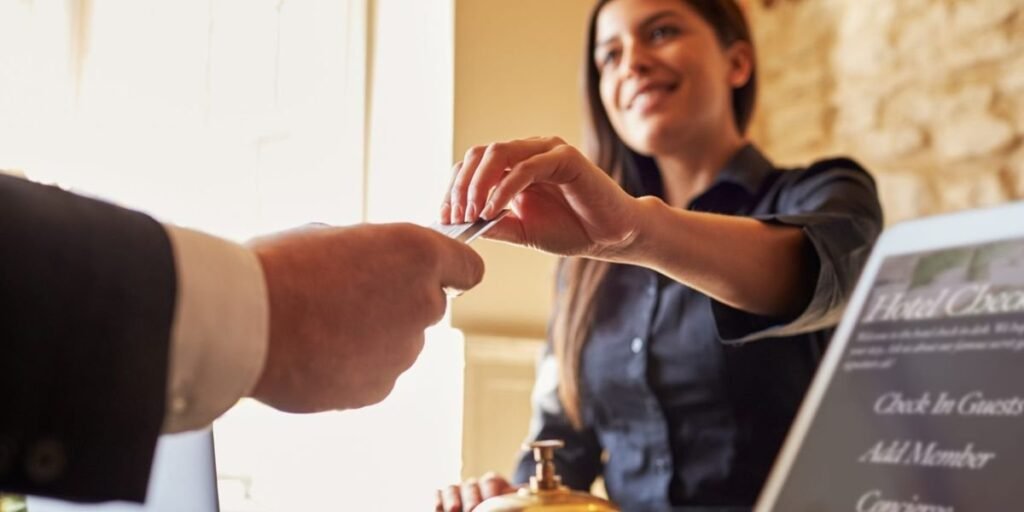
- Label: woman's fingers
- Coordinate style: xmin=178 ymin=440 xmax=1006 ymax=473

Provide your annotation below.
xmin=441 ymin=484 xmax=463 ymax=512
xmin=465 ymin=137 xmax=565 ymax=222
xmin=434 ymin=489 xmax=445 ymax=512
xmin=460 ymin=479 xmax=484 ymax=510
xmin=440 ymin=161 xmax=463 ymax=223
xmin=436 ymin=473 xmax=514 ymax=512
xmin=478 ymin=212 xmax=526 ymax=245
xmin=481 ymin=145 xmax=584 ymax=220
xmin=450 ymin=146 xmax=487 ymax=224
xmin=448 ymin=137 xmax=568 ymax=224
xmin=480 ymin=472 xmax=515 ymax=498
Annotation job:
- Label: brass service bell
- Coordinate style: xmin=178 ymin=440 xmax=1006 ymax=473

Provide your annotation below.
xmin=474 ymin=440 xmax=620 ymax=512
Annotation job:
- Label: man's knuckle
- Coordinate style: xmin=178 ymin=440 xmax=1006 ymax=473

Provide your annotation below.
xmin=370 ymin=379 xmax=396 ymax=405
xmin=405 ymin=332 xmax=426 ymax=366
xmin=426 ymin=289 xmax=447 ymax=320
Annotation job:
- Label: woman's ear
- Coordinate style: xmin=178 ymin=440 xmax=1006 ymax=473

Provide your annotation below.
xmin=726 ymin=40 xmax=754 ymax=89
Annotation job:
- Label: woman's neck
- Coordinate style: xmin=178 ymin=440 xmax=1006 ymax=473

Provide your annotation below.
xmin=654 ymin=131 xmax=748 ymax=207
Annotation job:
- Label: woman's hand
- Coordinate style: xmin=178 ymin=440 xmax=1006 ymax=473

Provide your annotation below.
xmin=440 ymin=137 xmax=641 ymax=259
xmin=434 ymin=473 xmax=518 ymax=512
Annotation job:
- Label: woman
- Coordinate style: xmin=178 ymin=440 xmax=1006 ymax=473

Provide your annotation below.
xmin=438 ymin=0 xmax=882 ymax=510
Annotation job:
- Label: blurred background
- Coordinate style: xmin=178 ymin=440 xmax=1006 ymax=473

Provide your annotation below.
xmin=1 ymin=0 xmax=1023 ymax=510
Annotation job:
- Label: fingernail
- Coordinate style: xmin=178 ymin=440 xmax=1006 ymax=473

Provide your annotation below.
xmin=465 ymin=203 xmax=478 ymax=222
xmin=440 ymin=203 xmax=451 ymax=223
xmin=480 ymin=202 xmax=494 ymax=220
xmin=453 ymin=204 xmax=464 ymax=224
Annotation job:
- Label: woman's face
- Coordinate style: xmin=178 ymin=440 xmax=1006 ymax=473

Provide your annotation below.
xmin=593 ymin=0 xmax=750 ymax=157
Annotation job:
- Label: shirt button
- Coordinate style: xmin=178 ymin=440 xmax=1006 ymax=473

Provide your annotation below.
xmin=630 ymin=337 xmax=644 ymax=354
xmin=171 ymin=395 xmax=189 ymax=415
xmin=653 ymin=457 xmax=671 ymax=473
xmin=26 ymin=439 xmax=66 ymax=484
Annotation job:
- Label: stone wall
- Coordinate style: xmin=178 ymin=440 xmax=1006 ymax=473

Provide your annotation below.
xmin=747 ymin=0 xmax=1024 ymax=223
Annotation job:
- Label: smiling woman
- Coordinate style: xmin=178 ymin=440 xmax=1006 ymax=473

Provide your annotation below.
xmin=591 ymin=0 xmax=755 ymax=168
xmin=437 ymin=0 xmax=884 ymax=510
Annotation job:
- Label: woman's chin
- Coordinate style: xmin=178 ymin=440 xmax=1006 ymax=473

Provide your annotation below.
xmin=624 ymin=112 xmax=717 ymax=157
xmin=622 ymin=125 xmax=681 ymax=157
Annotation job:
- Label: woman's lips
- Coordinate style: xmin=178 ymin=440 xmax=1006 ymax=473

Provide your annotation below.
xmin=627 ymin=83 xmax=677 ymax=114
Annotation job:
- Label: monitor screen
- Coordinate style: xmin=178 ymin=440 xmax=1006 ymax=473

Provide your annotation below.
xmin=763 ymin=237 xmax=1024 ymax=511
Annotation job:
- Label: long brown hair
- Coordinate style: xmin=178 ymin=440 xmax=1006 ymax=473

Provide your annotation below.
xmin=553 ymin=0 xmax=757 ymax=429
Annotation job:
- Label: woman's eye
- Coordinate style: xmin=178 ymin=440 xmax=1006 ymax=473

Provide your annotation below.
xmin=599 ymin=50 xmax=620 ymax=68
xmin=650 ymin=25 xmax=679 ymax=42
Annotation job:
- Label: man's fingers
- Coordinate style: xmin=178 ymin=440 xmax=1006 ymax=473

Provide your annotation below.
xmin=434 ymin=239 xmax=485 ymax=293
xmin=399 ymin=331 xmax=427 ymax=372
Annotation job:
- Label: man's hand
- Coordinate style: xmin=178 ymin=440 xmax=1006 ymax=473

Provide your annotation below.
xmin=248 ymin=223 xmax=484 ymax=412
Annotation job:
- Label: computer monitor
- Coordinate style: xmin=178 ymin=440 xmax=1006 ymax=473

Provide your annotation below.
xmin=757 ymin=201 xmax=1024 ymax=511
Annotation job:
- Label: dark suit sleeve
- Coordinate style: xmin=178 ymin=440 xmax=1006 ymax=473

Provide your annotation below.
xmin=0 ymin=174 xmax=177 ymax=503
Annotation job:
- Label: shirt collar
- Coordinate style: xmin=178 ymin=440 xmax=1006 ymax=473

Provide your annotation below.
xmin=710 ymin=143 xmax=774 ymax=195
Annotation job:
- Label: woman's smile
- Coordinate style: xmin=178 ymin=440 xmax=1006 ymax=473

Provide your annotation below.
xmin=625 ymin=79 xmax=679 ymax=114
xmin=594 ymin=0 xmax=749 ymax=156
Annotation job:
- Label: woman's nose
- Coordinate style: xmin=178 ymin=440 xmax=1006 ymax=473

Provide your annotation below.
xmin=620 ymin=42 xmax=654 ymax=77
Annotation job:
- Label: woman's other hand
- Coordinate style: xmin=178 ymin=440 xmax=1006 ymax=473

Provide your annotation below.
xmin=440 ymin=137 xmax=641 ymax=260
xmin=434 ymin=472 xmax=517 ymax=512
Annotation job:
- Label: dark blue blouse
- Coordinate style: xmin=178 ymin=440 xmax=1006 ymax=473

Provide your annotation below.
xmin=512 ymin=145 xmax=884 ymax=511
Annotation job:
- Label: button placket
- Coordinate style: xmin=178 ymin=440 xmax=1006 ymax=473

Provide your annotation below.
xmin=646 ymin=397 xmax=660 ymax=414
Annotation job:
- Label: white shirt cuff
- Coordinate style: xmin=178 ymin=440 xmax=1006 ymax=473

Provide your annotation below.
xmin=161 ymin=225 xmax=269 ymax=433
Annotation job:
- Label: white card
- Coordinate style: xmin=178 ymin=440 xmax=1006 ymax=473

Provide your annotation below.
xmin=430 ymin=209 xmax=509 ymax=244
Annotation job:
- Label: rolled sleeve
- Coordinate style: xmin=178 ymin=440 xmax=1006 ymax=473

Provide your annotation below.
xmin=712 ymin=164 xmax=884 ymax=343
